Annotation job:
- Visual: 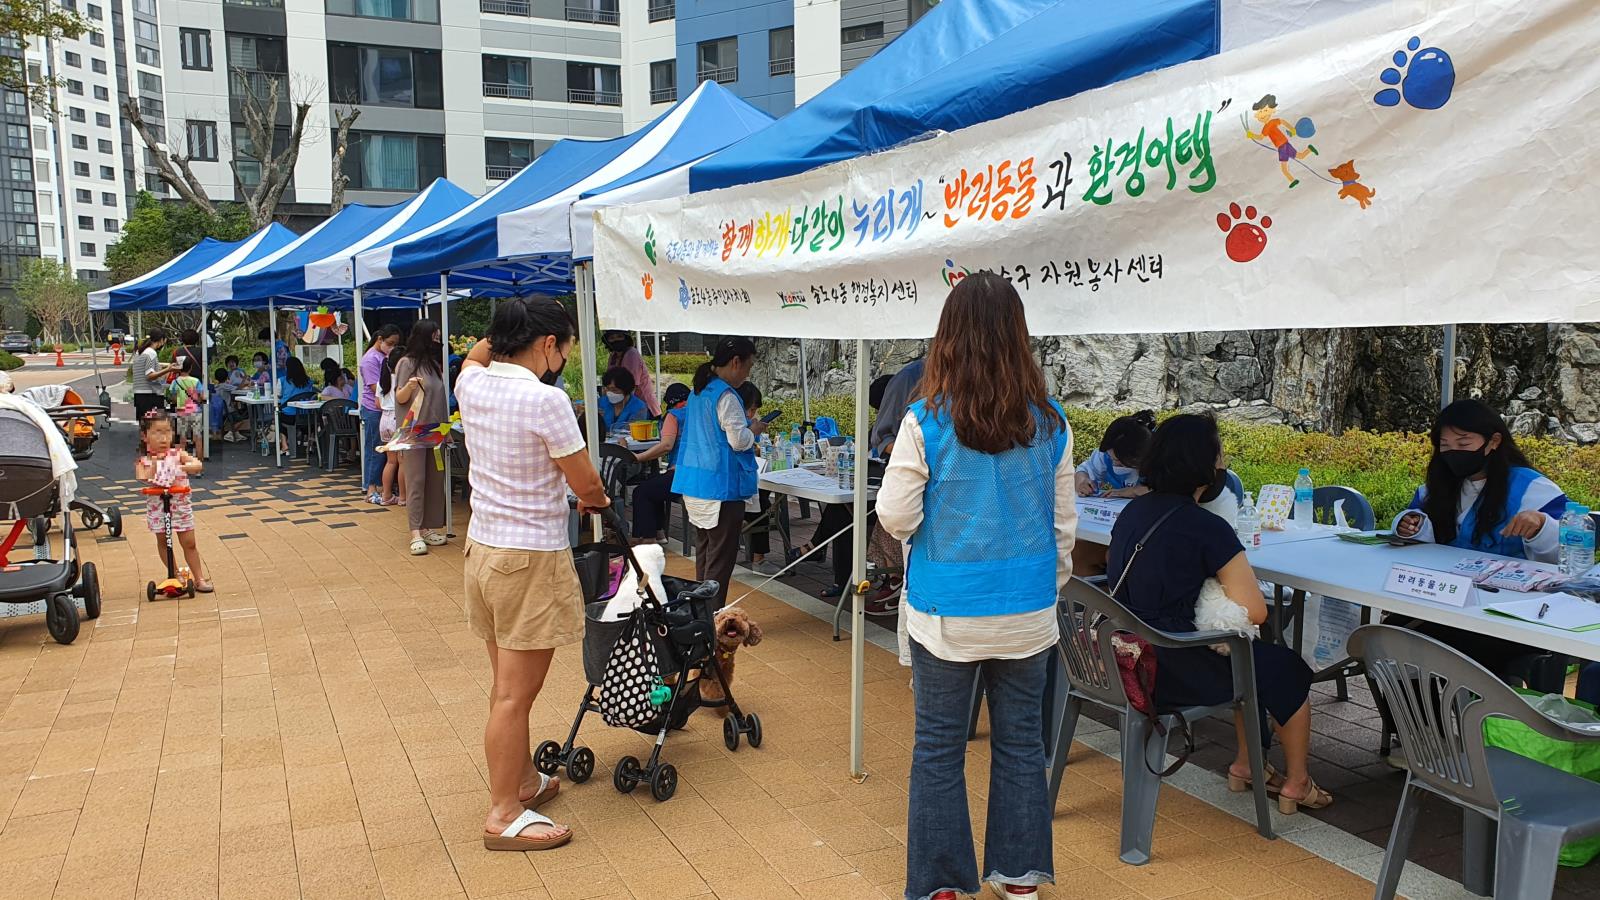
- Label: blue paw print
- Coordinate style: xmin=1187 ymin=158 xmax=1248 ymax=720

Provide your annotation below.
xmin=1375 ymin=36 xmax=1455 ymax=110
xmin=677 ymin=277 xmax=691 ymax=310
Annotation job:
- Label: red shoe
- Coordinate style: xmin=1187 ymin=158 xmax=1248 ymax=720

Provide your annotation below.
xmin=931 ymin=892 xmax=959 ymax=900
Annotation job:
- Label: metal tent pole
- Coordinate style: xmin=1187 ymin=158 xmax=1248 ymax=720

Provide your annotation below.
xmin=270 ymin=300 xmax=280 ymax=467
xmin=653 ymin=331 xmax=662 ymax=409
xmin=799 ymin=340 xmax=812 ymax=424
xmin=200 ymin=304 xmax=210 ymax=460
xmin=1440 ymin=324 xmax=1457 ymax=407
xmin=354 ymin=286 xmax=367 ymax=489
xmin=849 ymin=338 xmax=869 ymax=781
xmin=441 ymin=273 xmax=454 ymax=539
xmin=577 ymin=263 xmax=602 ymax=541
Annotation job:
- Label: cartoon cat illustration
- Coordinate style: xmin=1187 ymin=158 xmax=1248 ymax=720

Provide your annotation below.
xmin=1329 ymin=160 xmax=1376 ymax=210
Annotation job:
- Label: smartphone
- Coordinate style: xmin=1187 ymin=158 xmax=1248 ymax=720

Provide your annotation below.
xmin=760 ymin=409 xmax=783 ymax=423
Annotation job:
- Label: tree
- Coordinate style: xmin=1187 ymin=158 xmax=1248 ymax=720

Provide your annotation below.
xmin=15 ymin=259 xmax=88 ymax=345
xmin=0 ymin=2 xmax=92 ymax=111
xmin=330 ymin=104 xmax=361 ymax=213
xmin=105 ymin=192 xmax=251 ymax=284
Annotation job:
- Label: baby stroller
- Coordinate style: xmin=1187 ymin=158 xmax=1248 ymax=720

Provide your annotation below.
xmin=19 ymin=385 xmax=122 ymax=537
xmin=0 ymin=406 xmax=101 ymax=644
xmin=535 ymin=508 xmax=762 ymax=802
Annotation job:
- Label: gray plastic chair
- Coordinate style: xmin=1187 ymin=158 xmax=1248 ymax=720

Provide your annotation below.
xmin=1048 ymin=577 xmax=1275 ymax=864
xmin=597 ymin=443 xmax=638 ymax=518
xmin=1351 ymin=624 xmax=1600 ymax=899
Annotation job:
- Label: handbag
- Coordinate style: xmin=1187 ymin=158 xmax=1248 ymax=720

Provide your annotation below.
xmin=597 ymin=603 xmax=672 ymax=729
xmin=1105 ymin=505 xmax=1193 ymax=777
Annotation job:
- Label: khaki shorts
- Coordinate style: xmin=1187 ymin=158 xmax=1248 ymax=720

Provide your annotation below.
xmin=463 ymin=539 xmax=584 ymax=651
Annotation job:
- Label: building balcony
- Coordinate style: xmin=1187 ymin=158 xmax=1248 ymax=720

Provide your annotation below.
xmin=486 ymin=164 xmax=522 ymax=180
xmin=482 ymin=82 xmax=532 ymax=100
xmin=769 ymin=56 xmax=794 ymax=76
xmin=564 ymin=5 xmax=618 ymax=24
xmin=224 ymin=0 xmax=284 ymax=7
xmin=696 ymin=65 xmax=736 ymax=85
xmin=647 ymin=1 xmax=673 ymax=22
xmin=649 ymin=86 xmax=676 ymax=104
xmin=230 ymin=69 xmax=286 ymax=103
xmin=480 ymin=0 xmax=529 ymax=15
xmin=567 ymin=88 xmax=621 ymax=106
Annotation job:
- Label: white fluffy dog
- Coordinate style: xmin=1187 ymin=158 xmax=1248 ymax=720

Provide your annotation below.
xmin=600 ymin=542 xmax=670 ymax=622
xmin=1194 ymin=578 xmax=1260 ymax=655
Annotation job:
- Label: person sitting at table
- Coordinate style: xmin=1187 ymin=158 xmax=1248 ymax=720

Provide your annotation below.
xmin=222 ymin=355 xmax=248 ymax=396
xmin=1073 ymin=411 xmax=1158 ymax=576
xmin=631 ymin=383 xmax=690 ymax=544
xmin=1393 ymin=399 xmax=1567 ymax=562
xmin=320 ymin=367 xmax=354 ymax=402
xmin=1109 ymin=413 xmax=1331 ymax=814
xmin=736 ymin=381 xmax=778 ymax=576
xmin=277 ymin=357 xmax=318 ymax=452
xmin=599 ymin=367 xmax=649 ymax=436
xmin=251 ymin=352 xmax=271 ymax=386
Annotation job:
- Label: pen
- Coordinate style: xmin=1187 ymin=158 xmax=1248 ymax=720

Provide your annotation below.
xmin=1537 ymin=602 xmax=1550 ymax=620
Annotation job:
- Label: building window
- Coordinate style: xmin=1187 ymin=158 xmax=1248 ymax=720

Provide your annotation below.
xmin=36 ymin=189 xmax=50 ymax=210
xmin=69 ymin=107 xmax=85 ymax=123
xmin=647 ymin=0 xmax=673 ymax=22
xmin=70 ymin=133 xmax=88 ymax=150
xmin=842 ymin=22 xmax=885 ymax=44
xmin=103 ymin=217 xmax=117 ymax=231
xmin=30 ymin=126 xmax=45 ymax=147
xmin=76 ymin=188 xmax=91 ymax=202
xmin=99 ymin=165 xmax=114 ymax=180
xmin=328 ymin=44 xmax=442 ymax=109
xmin=145 ymin=173 xmax=166 ymax=194
xmin=481 ymin=55 xmax=531 ymax=100
xmin=769 ymin=27 xmax=794 ymax=77
xmin=649 ymin=60 xmax=675 ymax=104
xmin=134 ymin=0 xmax=156 ymax=12
xmin=229 ymin=35 xmax=289 ymax=101
xmin=91 ymin=58 xmax=106 ymax=74
xmin=566 ymin=62 xmax=620 ymax=105
xmin=15 ymin=223 xmax=38 ymax=248
xmin=563 ymin=0 xmax=618 ymax=25
xmin=78 ymin=215 xmax=93 ymax=230
xmin=180 ymin=28 xmax=212 ymax=70
xmin=66 ymin=79 xmax=83 ymax=96
xmin=36 ymin=160 xmax=50 ymax=181
xmin=89 ymin=31 xmax=103 ymax=47
xmin=98 ymin=139 xmax=112 ymax=154
xmin=484 ymin=137 xmax=534 ymax=180
xmin=479 ymin=0 xmax=529 ymax=15
xmin=5 ymin=124 xmax=29 ymax=151
xmin=80 ymin=242 xmax=96 ymax=257
xmin=136 ymin=45 xmax=159 ymax=66
xmin=86 ymin=3 xmax=102 ymax=18
xmin=64 ymin=51 xmax=81 ymax=67
xmin=8 ymin=158 xmax=30 ymax=181
xmin=39 ymin=227 xmax=53 ymax=248
xmin=326 ymin=0 xmax=439 ymax=23
xmin=93 ymin=85 xmax=109 ymax=101
xmin=11 ymin=189 xmax=35 ymax=215
xmin=697 ymin=37 xmax=737 ymax=85
xmin=101 ymin=191 xmax=114 ymax=205
xmin=3 ymin=92 xmax=25 ymax=117
xmin=134 ymin=20 xmax=157 ymax=42
xmin=95 ymin=112 xmax=110 ymax=127
xmin=341 ymin=131 xmax=444 ymax=191
xmin=72 ymin=161 xmax=89 ymax=177
xmin=186 ymin=121 xmax=218 ymax=161
xmin=138 ymin=72 xmax=162 ymax=93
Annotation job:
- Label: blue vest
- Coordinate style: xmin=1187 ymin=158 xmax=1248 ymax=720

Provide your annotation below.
xmin=906 ymin=398 xmax=1070 ymax=617
xmin=664 ymin=406 xmax=685 ymax=468
xmin=671 ymin=379 xmax=757 ymax=502
xmin=1094 ymin=449 xmax=1131 ymax=491
xmin=1452 ymin=466 xmax=1545 ymax=558
xmin=600 ymin=394 xmax=648 ymax=433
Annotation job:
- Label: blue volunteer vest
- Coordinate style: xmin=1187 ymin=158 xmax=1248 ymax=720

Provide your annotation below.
xmin=1095 ymin=449 xmax=1131 ymax=491
xmin=906 ymin=398 xmax=1070 ymax=617
xmin=664 ymin=406 xmax=686 ymax=468
xmin=1410 ymin=466 xmax=1547 ymax=559
xmin=600 ymin=393 xmax=648 ymax=433
xmin=671 ymin=378 xmax=757 ymax=502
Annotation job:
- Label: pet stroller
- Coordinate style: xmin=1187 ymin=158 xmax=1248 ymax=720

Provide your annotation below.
xmin=19 ymin=386 xmax=121 ymax=537
xmin=536 ymin=508 xmax=762 ymax=802
xmin=0 ymin=405 xmax=101 ymax=644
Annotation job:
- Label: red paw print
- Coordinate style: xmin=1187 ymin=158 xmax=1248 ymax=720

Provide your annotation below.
xmin=1216 ymin=202 xmax=1272 ymax=263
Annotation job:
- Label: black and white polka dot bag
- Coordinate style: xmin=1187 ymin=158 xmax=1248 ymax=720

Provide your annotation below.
xmin=598 ymin=608 xmax=668 ymax=729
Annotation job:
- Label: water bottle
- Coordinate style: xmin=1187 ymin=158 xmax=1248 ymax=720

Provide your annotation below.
xmin=1236 ymin=491 xmax=1261 ymax=550
xmin=1560 ymin=503 xmax=1597 ymax=575
xmin=802 ymin=428 xmax=817 ymax=462
xmin=838 ymin=443 xmax=853 ymax=490
xmin=1293 ymin=467 xmax=1315 ymax=529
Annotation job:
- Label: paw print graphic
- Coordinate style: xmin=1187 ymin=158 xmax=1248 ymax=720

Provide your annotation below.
xmin=1216 ymin=203 xmax=1272 ymax=263
xmin=643 ymin=224 xmax=658 ymax=266
xmin=1375 ymin=36 xmax=1455 ymax=110
xmin=641 ymin=273 xmax=654 ymax=301
xmin=677 ymin=278 xmax=691 ymax=310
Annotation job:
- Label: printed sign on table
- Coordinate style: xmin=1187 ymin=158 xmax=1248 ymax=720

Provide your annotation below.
xmin=1077 ymin=497 xmax=1129 ymax=531
xmin=1383 ymin=563 xmax=1473 ymax=608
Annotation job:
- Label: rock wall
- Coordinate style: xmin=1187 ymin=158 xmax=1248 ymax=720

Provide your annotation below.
xmin=750 ymin=325 xmax=1600 ymax=442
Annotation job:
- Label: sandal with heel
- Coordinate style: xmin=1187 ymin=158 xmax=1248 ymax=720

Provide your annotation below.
xmin=1278 ymin=778 xmax=1333 ymax=814
xmin=1227 ymin=762 xmax=1286 ymax=796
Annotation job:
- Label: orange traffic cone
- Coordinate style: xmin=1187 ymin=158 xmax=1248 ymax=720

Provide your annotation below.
xmin=54 ymin=344 xmax=63 ymax=367
xmin=112 ymin=344 xmax=122 ymax=366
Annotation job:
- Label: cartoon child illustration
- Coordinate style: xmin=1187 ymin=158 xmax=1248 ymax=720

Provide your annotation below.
xmin=1245 ymin=94 xmax=1319 ymax=188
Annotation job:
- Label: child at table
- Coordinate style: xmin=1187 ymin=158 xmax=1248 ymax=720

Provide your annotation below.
xmin=135 ymin=411 xmax=212 ymax=592
xmin=167 ymin=357 xmax=206 ymax=450
xmin=737 ymin=382 xmax=777 ymax=574
xmin=1073 ymin=410 xmax=1157 ymax=575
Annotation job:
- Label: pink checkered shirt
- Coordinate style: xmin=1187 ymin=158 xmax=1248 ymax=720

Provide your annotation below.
xmin=456 ymin=363 xmax=585 ymax=551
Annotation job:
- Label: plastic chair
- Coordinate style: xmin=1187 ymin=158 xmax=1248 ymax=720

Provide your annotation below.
xmin=1351 ymin=624 xmax=1600 ymax=898
xmin=1224 ymin=469 xmax=1244 ymax=504
xmin=281 ymin=390 xmax=318 ymax=460
xmin=1048 ymin=577 xmax=1274 ymax=864
xmin=598 ymin=443 xmax=638 ymax=518
xmin=318 ymin=399 xmax=359 ymax=471
xmin=1285 ymin=485 xmax=1376 ymax=530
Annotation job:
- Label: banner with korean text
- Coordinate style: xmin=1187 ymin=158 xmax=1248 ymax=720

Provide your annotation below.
xmin=592 ymin=0 xmax=1600 ymax=339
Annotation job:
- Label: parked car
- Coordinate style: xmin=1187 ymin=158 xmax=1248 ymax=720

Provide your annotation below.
xmin=0 ymin=333 xmax=33 ymax=354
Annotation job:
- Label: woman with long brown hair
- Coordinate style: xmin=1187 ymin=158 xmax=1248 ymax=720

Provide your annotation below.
xmin=878 ymin=272 xmax=1072 ymax=900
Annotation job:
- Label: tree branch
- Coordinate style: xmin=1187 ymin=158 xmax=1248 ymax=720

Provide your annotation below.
xmin=329 ymin=104 xmax=361 ymax=213
xmin=120 ymin=96 xmax=214 ymax=214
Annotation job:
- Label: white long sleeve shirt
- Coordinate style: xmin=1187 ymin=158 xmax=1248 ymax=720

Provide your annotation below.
xmin=877 ymin=410 xmax=1076 ymax=663
xmin=1390 ymin=475 xmax=1566 ymax=563
xmin=684 ymin=391 xmax=757 ymax=529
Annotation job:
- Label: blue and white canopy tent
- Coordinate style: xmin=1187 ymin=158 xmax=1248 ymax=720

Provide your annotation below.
xmin=87 ymin=223 xmax=297 ymax=312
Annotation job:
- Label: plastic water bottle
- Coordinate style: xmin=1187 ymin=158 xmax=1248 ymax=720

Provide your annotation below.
xmin=1560 ymin=503 xmax=1596 ymax=575
xmin=1293 ymin=467 xmax=1315 ymax=529
xmin=1237 ymin=491 xmax=1261 ymax=551
xmin=837 ymin=443 xmax=853 ymax=490
xmin=785 ymin=435 xmax=800 ymax=469
xmin=802 ymin=428 xmax=817 ymax=462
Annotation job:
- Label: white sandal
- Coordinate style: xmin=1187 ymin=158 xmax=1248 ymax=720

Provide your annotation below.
xmin=521 ymin=772 xmax=559 ymax=809
xmin=410 ymin=538 xmax=427 ymax=556
xmin=482 ymin=808 xmax=571 ymax=852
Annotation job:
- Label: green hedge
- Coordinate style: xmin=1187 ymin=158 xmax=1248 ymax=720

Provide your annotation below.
xmin=739 ymin=396 xmax=1600 ymax=522
xmin=0 ymin=351 xmax=21 ymax=371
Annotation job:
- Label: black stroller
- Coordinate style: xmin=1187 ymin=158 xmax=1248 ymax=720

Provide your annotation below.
xmin=536 ymin=508 xmax=762 ymax=802
xmin=0 ymin=407 xmax=101 ymax=644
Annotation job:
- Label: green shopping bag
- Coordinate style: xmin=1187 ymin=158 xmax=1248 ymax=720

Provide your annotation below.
xmin=1482 ymin=690 xmax=1600 ymax=867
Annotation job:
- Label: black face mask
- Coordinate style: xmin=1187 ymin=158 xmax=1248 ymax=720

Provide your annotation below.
xmin=1197 ymin=468 xmax=1228 ymax=504
xmin=540 ymin=346 xmax=568 ymax=387
xmin=1439 ymin=448 xmax=1489 ymax=479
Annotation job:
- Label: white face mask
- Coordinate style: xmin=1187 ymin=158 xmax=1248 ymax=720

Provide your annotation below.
xmin=605 ymin=391 xmax=626 ymax=404
xmin=1111 ymin=464 xmax=1138 ymax=480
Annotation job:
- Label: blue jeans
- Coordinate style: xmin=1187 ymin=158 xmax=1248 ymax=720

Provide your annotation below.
xmin=907 ymin=639 xmax=1054 ymax=900
xmin=359 ymin=406 xmax=384 ymax=491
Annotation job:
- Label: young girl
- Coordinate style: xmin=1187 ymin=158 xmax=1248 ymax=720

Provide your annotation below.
xmin=1074 ymin=410 xmax=1157 ymax=498
xmin=167 ymin=357 xmax=206 ymax=450
xmin=136 ymin=412 xmax=212 ymax=593
xmin=376 ymin=346 xmax=406 ymax=506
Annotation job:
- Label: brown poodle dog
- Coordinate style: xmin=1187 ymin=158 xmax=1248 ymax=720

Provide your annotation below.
xmin=699 ymin=607 xmax=762 ymax=715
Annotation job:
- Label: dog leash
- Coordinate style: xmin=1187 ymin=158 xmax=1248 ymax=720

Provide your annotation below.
xmin=717 ymin=522 xmax=857 ymax=615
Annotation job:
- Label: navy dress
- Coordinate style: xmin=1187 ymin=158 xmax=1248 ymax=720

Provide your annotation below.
xmin=1107 ymin=493 xmax=1311 ymax=745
